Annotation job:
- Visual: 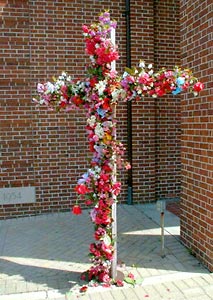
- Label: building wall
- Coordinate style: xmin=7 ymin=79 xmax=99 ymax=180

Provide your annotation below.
xmin=0 ymin=0 xmax=181 ymax=218
xmin=180 ymin=0 xmax=213 ymax=271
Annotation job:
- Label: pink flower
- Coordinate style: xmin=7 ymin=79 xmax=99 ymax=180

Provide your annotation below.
xmin=37 ymin=83 xmax=44 ymax=93
xmin=89 ymin=243 xmax=101 ymax=257
xmin=112 ymin=182 xmax=121 ymax=196
xmin=94 ymin=227 xmax=106 ymax=240
xmin=128 ymin=272 xmax=135 ymax=280
xmin=85 ymin=200 xmax=93 ymax=206
xmin=98 ymin=272 xmax=110 ymax=283
xmin=101 ymin=242 xmax=114 ymax=260
xmin=125 ymin=162 xmax=131 ymax=170
xmin=116 ymin=280 xmax=124 ymax=287
xmin=82 ymin=25 xmax=89 ymax=33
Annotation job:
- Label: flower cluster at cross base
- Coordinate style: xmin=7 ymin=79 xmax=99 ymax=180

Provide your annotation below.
xmin=33 ymin=11 xmax=204 ymax=287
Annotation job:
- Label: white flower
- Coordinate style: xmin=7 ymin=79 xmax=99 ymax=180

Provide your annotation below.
xmin=139 ymin=60 xmax=145 ymax=68
xmin=90 ymin=55 xmax=96 ymax=63
xmin=95 ymin=123 xmax=104 ymax=138
xmin=148 ymin=63 xmax=153 ymax=69
xmin=95 ymin=80 xmax=106 ymax=95
xmin=103 ymin=121 xmax=113 ymax=128
xmin=122 ymin=71 xmax=128 ymax=78
xmin=46 ymin=82 xmax=55 ymax=93
xmin=112 ymin=89 xmax=126 ymax=101
xmin=58 ymin=72 xmax=67 ymax=80
xmin=87 ymin=115 xmax=96 ymax=127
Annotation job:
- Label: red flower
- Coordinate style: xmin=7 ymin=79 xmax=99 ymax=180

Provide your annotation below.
xmin=75 ymin=184 xmax=90 ymax=194
xmin=193 ymin=82 xmax=204 ymax=92
xmin=90 ymin=77 xmax=97 ymax=87
xmin=59 ymin=101 xmax=67 ymax=108
xmin=72 ymin=95 xmax=83 ymax=106
xmin=72 ymin=205 xmax=82 ymax=215
xmin=100 ymin=173 xmax=109 ymax=181
xmin=80 ymin=285 xmax=88 ymax=293
xmin=102 ymin=97 xmax=110 ymax=110
xmin=102 ymin=164 xmax=112 ymax=172
xmin=98 ymin=272 xmax=110 ymax=283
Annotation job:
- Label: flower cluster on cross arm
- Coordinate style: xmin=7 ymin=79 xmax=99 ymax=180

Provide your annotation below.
xmin=33 ymin=11 xmax=204 ymax=287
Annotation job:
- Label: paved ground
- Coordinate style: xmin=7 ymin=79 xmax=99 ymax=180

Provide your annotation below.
xmin=0 ymin=203 xmax=212 ymax=300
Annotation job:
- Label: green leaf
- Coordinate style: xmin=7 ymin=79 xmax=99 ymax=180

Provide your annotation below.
xmin=124 ymin=277 xmax=135 ymax=286
xmin=124 ymin=67 xmax=135 ymax=76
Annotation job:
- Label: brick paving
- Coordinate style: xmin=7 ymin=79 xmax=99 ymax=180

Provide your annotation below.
xmin=0 ymin=204 xmax=212 ymax=300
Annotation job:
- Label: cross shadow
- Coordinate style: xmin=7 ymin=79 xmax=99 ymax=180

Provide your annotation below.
xmin=0 ymin=257 xmax=82 ymax=295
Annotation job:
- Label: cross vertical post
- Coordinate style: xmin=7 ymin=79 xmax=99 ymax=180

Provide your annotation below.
xmin=110 ymin=26 xmax=117 ymax=280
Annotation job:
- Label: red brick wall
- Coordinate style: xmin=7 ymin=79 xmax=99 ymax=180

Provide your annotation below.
xmin=153 ymin=0 xmax=181 ymax=199
xmin=131 ymin=0 xmax=181 ymax=203
xmin=131 ymin=0 xmax=156 ymax=203
xmin=180 ymin=0 xmax=213 ymax=271
xmin=0 ymin=0 xmax=181 ymax=218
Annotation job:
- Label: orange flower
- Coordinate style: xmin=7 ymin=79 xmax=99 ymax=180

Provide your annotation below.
xmin=103 ymin=133 xmax=112 ymax=144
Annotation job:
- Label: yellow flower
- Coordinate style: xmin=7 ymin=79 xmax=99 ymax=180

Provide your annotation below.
xmin=103 ymin=133 xmax=112 ymax=144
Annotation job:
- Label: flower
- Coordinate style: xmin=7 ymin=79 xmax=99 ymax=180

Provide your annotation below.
xmin=172 ymin=86 xmax=182 ymax=95
xmin=33 ymin=11 xmax=204 ymax=289
xmin=193 ymin=81 xmax=204 ymax=92
xmin=80 ymin=285 xmax=88 ymax=293
xmin=98 ymin=272 xmax=110 ymax=283
xmin=72 ymin=205 xmax=82 ymax=215
xmin=128 ymin=272 xmax=135 ymax=280
xmin=75 ymin=184 xmax=91 ymax=195
xmin=115 ymin=280 xmax=124 ymax=287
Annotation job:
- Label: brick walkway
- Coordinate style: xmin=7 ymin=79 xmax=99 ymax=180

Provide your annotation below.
xmin=0 ymin=204 xmax=212 ymax=300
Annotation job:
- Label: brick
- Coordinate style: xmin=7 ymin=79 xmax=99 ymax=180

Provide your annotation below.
xmin=180 ymin=0 xmax=212 ymax=272
xmin=0 ymin=0 xmax=212 ymax=274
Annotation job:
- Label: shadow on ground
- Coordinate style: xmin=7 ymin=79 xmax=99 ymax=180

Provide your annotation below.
xmin=0 ymin=205 xmax=208 ymax=295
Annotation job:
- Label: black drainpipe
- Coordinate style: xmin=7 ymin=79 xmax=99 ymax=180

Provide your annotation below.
xmin=125 ymin=0 xmax=133 ymax=205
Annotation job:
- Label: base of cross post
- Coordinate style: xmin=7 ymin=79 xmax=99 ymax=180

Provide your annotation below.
xmin=110 ymin=264 xmax=125 ymax=281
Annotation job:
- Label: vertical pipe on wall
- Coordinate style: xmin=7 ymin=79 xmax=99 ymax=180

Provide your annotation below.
xmin=125 ymin=0 xmax=133 ymax=204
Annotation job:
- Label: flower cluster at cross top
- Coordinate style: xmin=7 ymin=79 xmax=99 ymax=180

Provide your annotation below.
xmin=33 ymin=11 xmax=204 ymax=286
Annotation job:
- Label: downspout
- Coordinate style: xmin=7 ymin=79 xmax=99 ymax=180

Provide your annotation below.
xmin=125 ymin=0 xmax=133 ymax=205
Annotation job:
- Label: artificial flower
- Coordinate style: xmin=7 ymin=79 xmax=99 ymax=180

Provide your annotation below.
xmin=75 ymin=184 xmax=90 ymax=195
xmin=33 ymin=11 xmax=204 ymax=288
xmin=193 ymin=81 xmax=204 ymax=92
xmin=72 ymin=205 xmax=82 ymax=215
